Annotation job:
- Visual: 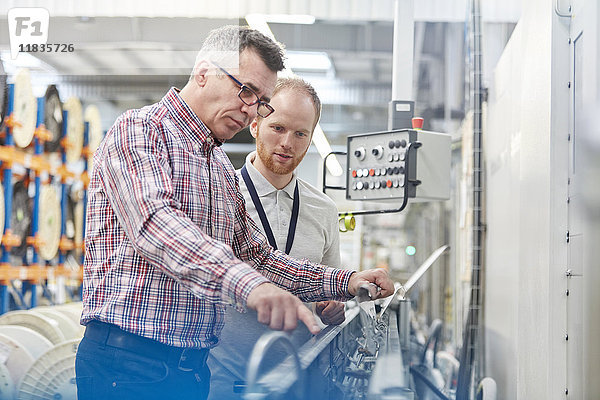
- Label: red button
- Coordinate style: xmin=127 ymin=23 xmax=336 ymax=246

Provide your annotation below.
xmin=352 ymin=170 xmax=357 ymax=178
xmin=369 ymin=169 xmax=375 ymax=176
xmin=386 ymin=180 xmax=392 ymax=188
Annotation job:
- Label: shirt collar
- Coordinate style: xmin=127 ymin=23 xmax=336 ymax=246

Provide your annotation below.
xmin=162 ymin=87 xmax=223 ymax=148
xmin=244 ymin=151 xmax=297 ymax=198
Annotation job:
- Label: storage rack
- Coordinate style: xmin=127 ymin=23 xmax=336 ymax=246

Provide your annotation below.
xmin=0 ymin=82 xmax=90 ymax=314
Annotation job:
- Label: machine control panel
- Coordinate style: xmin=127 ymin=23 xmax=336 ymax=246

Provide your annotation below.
xmin=346 ymin=129 xmax=451 ymax=201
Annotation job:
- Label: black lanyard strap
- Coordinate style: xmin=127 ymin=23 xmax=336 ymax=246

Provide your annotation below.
xmin=241 ymin=165 xmax=299 ymax=255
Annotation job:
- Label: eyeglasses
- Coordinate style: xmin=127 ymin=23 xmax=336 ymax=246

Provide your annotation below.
xmin=214 ymin=64 xmax=275 ymax=118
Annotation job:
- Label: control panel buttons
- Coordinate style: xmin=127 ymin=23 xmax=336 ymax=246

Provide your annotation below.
xmin=388 ymin=140 xmax=395 ymax=149
xmin=372 ymin=145 xmax=384 ymax=159
xmin=375 ymin=181 xmax=381 ymax=189
xmin=369 ymin=168 xmax=375 ymax=176
xmin=400 ymin=139 xmax=407 ymax=148
xmin=352 ymin=170 xmax=357 ymax=178
xmin=399 ymin=151 xmax=406 ymax=161
xmin=354 ymin=147 xmax=366 ymax=160
xmin=386 ymin=180 xmax=392 ymax=188
xmin=356 ymin=181 xmax=364 ymax=190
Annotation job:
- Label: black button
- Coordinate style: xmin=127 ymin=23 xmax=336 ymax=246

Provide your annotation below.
xmin=389 ymin=140 xmax=395 ymax=149
xmin=400 ymin=139 xmax=407 ymax=148
xmin=394 ymin=140 xmax=401 ymax=148
xmin=393 ymin=167 xmax=400 ymax=175
xmin=387 ymin=167 xmax=393 ymax=175
xmin=398 ymin=166 xmax=405 ymax=174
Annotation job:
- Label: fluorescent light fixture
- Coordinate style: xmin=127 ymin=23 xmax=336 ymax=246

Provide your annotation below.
xmin=245 ymin=14 xmax=276 ymax=40
xmin=262 ymin=14 xmax=315 ymax=24
xmin=311 ymin=125 xmax=343 ymax=176
xmin=0 ymin=51 xmax=57 ymax=75
xmin=246 ymin=14 xmax=343 ymax=177
xmin=286 ymin=51 xmax=332 ymax=72
xmin=246 ymin=13 xmax=315 ymax=26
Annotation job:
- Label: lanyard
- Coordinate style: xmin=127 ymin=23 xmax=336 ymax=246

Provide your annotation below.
xmin=241 ymin=165 xmax=299 ymax=255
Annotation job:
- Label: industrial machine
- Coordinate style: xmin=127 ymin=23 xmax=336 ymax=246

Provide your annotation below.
xmin=243 ymin=246 xmax=452 ymax=400
xmin=346 ymin=129 xmax=451 ymax=203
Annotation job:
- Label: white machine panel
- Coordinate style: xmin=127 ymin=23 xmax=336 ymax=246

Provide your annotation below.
xmin=346 ymin=129 xmax=451 ymax=201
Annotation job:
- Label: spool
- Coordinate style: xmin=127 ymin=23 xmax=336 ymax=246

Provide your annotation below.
xmin=0 ymin=325 xmax=53 ymax=359
xmin=38 ymin=184 xmax=61 ymax=261
xmin=12 ymin=69 xmax=37 ymax=148
xmin=33 ymin=307 xmax=83 ymax=340
xmin=0 ymin=311 xmax=65 ymax=345
xmin=0 ymin=332 xmax=36 ymax=385
xmin=63 ymin=97 xmax=84 ymax=164
xmin=338 ymin=214 xmax=356 ymax=232
xmin=43 ymin=85 xmax=63 ymax=153
xmin=10 ymin=179 xmax=32 ymax=258
xmin=0 ymin=363 xmax=14 ymax=400
xmin=16 ymin=339 xmax=80 ymax=400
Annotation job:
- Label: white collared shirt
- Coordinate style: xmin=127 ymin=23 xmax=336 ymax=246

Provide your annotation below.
xmin=237 ymin=151 xmax=341 ymax=268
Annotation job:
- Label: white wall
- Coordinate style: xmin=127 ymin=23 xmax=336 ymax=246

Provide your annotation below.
xmin=485 ymin=0 xmax=600 ymax=398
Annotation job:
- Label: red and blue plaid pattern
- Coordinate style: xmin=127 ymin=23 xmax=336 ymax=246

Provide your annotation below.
xmin=81 ymin=88 xmax=353 ymax=348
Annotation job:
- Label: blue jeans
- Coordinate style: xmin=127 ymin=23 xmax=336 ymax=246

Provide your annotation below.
xmin=75 ymin=321 xmax=210 ymax=400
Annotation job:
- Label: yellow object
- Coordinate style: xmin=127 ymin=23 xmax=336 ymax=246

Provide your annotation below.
xmin=338 ymin=214 xmax=356 ymax=232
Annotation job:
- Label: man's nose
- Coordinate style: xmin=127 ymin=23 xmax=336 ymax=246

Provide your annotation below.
xmin=241 ymin=102 xmax=257 ymax=120
xmin=280 ymin=132 xmax=294 ymax=149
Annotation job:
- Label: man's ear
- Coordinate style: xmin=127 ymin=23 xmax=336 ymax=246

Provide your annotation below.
xmin=193 ymin=60 xmax=211 ymax=88
xmin=250 ymin=119 xmax=259 ymax=139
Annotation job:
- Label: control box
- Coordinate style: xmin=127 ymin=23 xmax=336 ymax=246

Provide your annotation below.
xmin=346 ymin=129 xmax=451 ymax=201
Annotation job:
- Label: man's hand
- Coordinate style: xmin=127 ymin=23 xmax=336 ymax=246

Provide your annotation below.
xmin=348 ymin=268 xmax=395 ymax=299
xmin=315 ymin=301 xmax=345 ymax=326
xmin=246 ymin=282 xmax=321 ymax=334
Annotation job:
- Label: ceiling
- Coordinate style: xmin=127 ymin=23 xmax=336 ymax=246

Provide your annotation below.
xmin=0 ymin=1 xmax=519 ymax=148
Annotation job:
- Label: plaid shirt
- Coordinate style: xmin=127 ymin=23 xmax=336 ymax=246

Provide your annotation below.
xmin=82 ymin=88 xmax=353 ymax=348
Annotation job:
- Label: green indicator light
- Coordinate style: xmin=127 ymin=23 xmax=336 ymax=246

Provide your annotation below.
xmin=405 ymin=245 xmax=416 ymax=256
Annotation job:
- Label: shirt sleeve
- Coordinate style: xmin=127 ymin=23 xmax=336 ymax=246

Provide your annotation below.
xmin=319 ymin=203 xmax=342 ymax=269
xmin=101 ymin=115 xmax=269 ymax=307
xmin=230 ymin=177 xmax=354 ymax=304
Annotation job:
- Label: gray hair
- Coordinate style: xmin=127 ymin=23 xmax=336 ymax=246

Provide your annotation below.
xmin=192 ymin=25 xmax=285 ymax=76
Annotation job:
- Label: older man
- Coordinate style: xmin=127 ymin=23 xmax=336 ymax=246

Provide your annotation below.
xmin=76 ymin=25 xmax=393 ymax=400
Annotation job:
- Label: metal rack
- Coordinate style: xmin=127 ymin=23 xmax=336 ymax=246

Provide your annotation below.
xmin=0 ymin=83 xmax=88 ymax=314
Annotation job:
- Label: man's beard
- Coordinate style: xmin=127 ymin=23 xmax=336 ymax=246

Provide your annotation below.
xmin=256 ymin=134 xmax=308 ymax=176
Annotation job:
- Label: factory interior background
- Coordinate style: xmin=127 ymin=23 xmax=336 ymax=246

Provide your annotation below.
xmin=0 ymin=0 xmax=599 ymax=399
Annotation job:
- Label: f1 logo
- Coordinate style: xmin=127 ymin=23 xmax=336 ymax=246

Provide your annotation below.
xmin=8 ymin=8 xmax=50 ymax=59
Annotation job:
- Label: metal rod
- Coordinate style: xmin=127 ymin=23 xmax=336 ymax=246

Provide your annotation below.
xmin=322 ymin=151 xmax=347 ymax=194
